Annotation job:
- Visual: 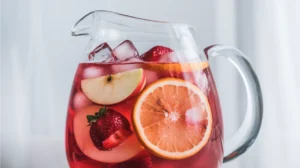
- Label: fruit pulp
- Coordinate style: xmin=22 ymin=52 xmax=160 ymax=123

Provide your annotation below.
xmin=66 ymin=62 xmax=224 ymax=168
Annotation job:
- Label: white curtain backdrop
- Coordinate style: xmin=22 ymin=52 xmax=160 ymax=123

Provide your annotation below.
xmin=249 ymin=0 xmax=300 ymax=167
xmin=1 ymin=0 xmax=300 ymax=167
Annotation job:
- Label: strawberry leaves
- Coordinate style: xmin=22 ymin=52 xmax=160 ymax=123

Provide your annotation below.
xmin=87 ymin=106 xmax=107 ymax=126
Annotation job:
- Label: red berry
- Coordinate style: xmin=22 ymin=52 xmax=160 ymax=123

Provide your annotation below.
xmin=102 ymin=128 xmax=132 ymax=149
xmin=88 ymin=107 xmax=132 ymax=150
xmin=108 ymin=156 xmax=152 ymax=168
xmin=141 ymin=46 xmax=173 ymax=62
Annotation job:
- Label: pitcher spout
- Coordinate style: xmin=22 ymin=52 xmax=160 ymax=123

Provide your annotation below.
xmin=71 ymin=11 xmax=95 ymax=36
xmin=71 ymin=10 xmax=199 ymax=61
xmin=71 ymin=10 xmax=183 ymax=38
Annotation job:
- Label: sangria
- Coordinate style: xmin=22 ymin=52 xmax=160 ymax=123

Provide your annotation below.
xmin=65 ymin=41 xmax=224 ymax=168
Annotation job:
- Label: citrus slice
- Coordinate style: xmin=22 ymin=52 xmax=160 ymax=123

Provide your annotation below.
xmin=132 ymin=78 xmax=212 ymax=160
xmin=144 ymin=62 xmax=209 ymax=72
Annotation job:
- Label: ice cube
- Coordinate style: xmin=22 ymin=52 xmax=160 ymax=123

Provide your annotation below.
xmin=124 ymin=57 xmax=143 ymax=63
xmin=112 ymin=40 xmax=139 ymax=61
xmin=88 ymin=43 xmax=116 ymax=62
xmin=111 ymin=57 xmax=143 ymax=74
xmin=73 ymin=92 xmax=92 ymax=109
xmin=83 ymin=66 xmax=110 ymax=79
xmin=185 ymin=107 xmax=207 ymax=125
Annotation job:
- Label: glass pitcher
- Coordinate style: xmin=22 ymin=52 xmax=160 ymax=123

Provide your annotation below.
xmin=65 ymin=10 xmax=263 ymax=168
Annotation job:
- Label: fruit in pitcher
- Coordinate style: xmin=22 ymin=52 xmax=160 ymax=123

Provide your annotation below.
xmin=157 ymin=51 xmax=180 ymax=62
xmin=88 ymin=107 xmax=132 ymax=150
xmin=81 ymin=68 xmax=146 ymax=105
xmin=132 ymin=78 xmax=212 ymax=160
xmin=141 ymin=46 xmax=173 ymax=62
xmin=73 ymin=105 xmax=144 ymax=163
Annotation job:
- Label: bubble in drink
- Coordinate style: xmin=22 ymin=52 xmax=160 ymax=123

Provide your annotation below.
xmin=112 ymin=40 xmax=139 ymax=60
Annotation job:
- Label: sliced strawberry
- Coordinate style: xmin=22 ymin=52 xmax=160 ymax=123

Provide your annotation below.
xmin=88 ymin=107 xmax=132 ymax=150
xmin=141 ymin=46 xmax=173 ymax=62
xmin=108 ymin=156 xmax=152 ymax=168
xmin=102 ymin=128 xmax=132 ymax=149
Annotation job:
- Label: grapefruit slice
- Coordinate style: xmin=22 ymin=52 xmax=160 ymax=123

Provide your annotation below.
xmin=132 ymin=78 xmax=212 ymax=160
xmin=73 ymin=105 xmax=144 ymax=163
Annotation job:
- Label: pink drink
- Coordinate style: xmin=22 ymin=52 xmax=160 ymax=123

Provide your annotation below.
xmin=66 ymin=10 xmax=263 ymax=168
xmin=66 ymin=60 xmax=224 ymax=168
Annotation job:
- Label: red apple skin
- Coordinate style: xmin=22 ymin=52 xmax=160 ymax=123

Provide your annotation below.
xmin=113 ymin=74 xmax=146 ymax=105
xmin=107 ymin=71 xmax=147 ymax=105
xmin=115 ymin=71 xmax=146 ymax=105
xmin=127 ymin=72 xmax=146 ymax=98
xmin=105 ymin=70 xmax=146 ymax=105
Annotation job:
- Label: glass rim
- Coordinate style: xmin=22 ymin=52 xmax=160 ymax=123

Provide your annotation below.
xmin=71 ymin=10 xmax=196 ymax=36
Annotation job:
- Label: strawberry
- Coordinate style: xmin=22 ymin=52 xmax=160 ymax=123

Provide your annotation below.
xmin=102 ymin=128 xmax=132 ymax=149
xmin=108 ymin=156 xmax=152 ymax=168
xmin=87 ymin=107 xmax=132 ymax=150
xmin=141 ymin=46 xmax=173 ymax=62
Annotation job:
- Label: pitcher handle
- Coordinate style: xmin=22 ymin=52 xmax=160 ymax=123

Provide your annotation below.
xmin=204 ymin=45 xmax=263 ymax=162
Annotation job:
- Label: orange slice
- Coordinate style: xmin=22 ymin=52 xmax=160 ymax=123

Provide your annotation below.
xmin=144 ymin=62 xmax=209 ymax=72
xmin=132 ymin=78 xmax=212 ymax=160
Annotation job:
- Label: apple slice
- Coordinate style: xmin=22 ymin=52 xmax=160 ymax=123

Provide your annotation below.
xmin=81 ymin=68 xmax=145 ymax=105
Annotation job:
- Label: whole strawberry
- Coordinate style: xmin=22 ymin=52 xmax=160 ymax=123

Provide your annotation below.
xmin=87 ymin=107 xmax=132 ymax=150
xmin=141 ymin=46 xmax=173 ymax=62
